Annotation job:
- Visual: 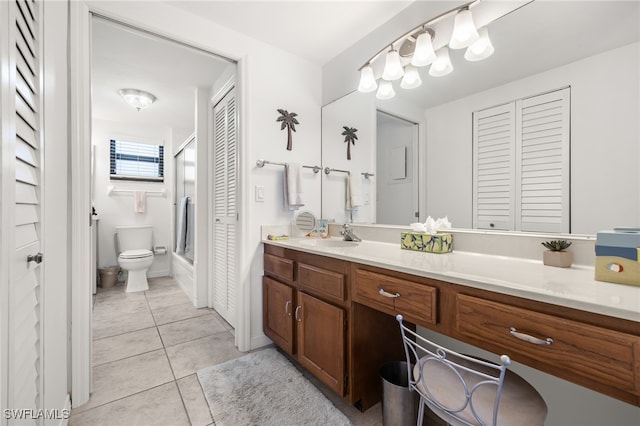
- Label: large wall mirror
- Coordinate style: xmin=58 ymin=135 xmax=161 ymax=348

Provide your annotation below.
xmin=321 ymin=1 xmax=639 ymax=235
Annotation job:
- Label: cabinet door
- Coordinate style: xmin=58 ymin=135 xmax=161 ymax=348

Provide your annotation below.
xmin=263 ymin=277 xmax=294 ymax=355
xmin=297 ymin=292 xmax=346 ymax=396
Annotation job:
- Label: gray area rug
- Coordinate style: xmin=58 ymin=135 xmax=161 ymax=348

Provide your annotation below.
xmin=197 ymin=347 xmax=353 ymax=426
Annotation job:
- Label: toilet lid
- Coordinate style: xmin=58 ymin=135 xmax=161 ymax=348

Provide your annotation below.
xmin=120 ymin=249 xmax=153 ymax=259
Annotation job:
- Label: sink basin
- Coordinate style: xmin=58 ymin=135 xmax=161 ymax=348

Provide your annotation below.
xmin=299 ymin=239 xmax=360 ymax=248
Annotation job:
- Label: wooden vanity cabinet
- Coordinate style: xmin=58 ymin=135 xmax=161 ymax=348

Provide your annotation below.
xmin=263 ymin=245 xmax=349 ymax=397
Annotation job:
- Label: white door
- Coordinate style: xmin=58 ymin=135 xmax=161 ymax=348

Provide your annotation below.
xmin=1 ymin=0 xmax=44 ymax=421
xmin=212 ymin=87 xmax=237 ymax=326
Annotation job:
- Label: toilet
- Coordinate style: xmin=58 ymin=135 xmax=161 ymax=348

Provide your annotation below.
xmin=115 ymin=225 xmax=154 ymax=292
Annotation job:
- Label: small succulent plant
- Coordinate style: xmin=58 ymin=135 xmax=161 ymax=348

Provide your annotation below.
xmin=541 ymin=240 xmax=572 ymax=251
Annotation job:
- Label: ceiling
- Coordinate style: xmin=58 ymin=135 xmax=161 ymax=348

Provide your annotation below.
xmin=165 ymin=0 xmax=415 ymax=65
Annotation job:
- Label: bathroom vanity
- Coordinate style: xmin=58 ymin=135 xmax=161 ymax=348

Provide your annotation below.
xmin=262 ymin=238 xmax=640 ymax=410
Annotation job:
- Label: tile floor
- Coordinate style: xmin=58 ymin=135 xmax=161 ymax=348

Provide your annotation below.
xmin=70 ymin=276 xmax=383 ymax=426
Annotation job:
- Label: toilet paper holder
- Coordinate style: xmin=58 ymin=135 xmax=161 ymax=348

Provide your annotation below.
xmin=153 ymin=246 xmax=167 ymax=255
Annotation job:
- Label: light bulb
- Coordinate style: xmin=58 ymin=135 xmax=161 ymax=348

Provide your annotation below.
xmin=449 ymin=8 xmax=479 ymax=49
xmin=429 ymin=48 xmax=453 ymax=77
xmin=376 ymin=80 xmax=396 ymax=100
xmin=382 ymin=49 xmax=404 ymax=81
xmin=465 ymin=27 xmax=494 ymax=61
xmin=411 ymin=30 xmax=436 ymax=67
xmin=357 ymin=65 xmax=378 ymax=92
xmin=400 ymin=65 xmax=422 ymax=89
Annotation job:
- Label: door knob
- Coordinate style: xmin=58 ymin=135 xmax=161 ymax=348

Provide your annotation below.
xmin=27 ymin=252 xmax=43 ymax=264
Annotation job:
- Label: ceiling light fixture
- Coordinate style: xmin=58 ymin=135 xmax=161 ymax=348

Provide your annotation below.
xmin=356 ymin=0 xmax=501 ymax=98
xmin=119 ymin=88 xmax=157 ymax=111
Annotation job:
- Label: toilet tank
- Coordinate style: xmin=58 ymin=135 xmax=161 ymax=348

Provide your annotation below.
xmin=115 ymin=225 xmax=153 ymax=253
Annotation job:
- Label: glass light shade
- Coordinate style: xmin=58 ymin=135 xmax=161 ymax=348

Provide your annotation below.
xmin=464 ymin=27 xmax=494 ymax=61
xmin=119 ymin=89 xmax=156 ymax=111
xmin=376 ymin=80 xmax=396 ymax=100
xmin=411 ymin=31 xmax=436 ymax=67
xmin=382 ymin=49 xmax=404 ymax=81
xmin=429 ymin=48 xmax=454 ymax=77
xmin=357 ymin=65 xmax=378 ymax=92
xmin=449 ymin=8 xmax=479 ymax=49
xmin=400 ymin=65 xmax=422 ymax=89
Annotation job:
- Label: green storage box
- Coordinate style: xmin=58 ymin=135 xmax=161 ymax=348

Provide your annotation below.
xmin=401 ymin=232 xmax=453 ymax=254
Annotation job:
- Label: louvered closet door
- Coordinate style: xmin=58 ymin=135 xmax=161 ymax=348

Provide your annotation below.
xmin=212 ymin=88 xmax=237 ymax=327
xmin=473 ymin=103 xmax=516 ymax=230
xmin=516 ymin=88 xmax=570 ymax=233
xmin=4 ymin=0 xmax=44 ymax=420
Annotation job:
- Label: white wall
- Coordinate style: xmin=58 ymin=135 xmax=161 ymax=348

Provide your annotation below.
xmin=92 ymin=118 xmax=173 ymax=278
xmin=86 ymin=0 xmax=323 ymax=350
xmin=425 ymin=43 xmax=639 ymax=235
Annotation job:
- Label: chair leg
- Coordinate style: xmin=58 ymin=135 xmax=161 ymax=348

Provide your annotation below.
xmin=417 ymin=398 xmax=425 ymax=426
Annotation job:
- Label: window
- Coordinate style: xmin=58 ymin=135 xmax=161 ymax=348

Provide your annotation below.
xmin=110 ymin=139 xmax=164 ymax=182
xmin=472 ymin=87 xmax=570 ymax=233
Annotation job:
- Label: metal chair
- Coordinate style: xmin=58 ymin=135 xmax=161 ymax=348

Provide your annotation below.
xmin=396 ymin=315 xmax=547 ymax=426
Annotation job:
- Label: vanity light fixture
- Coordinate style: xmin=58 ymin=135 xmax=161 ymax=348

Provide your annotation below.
xmin=376 ymin=80 xmax=396 ymax=100
xmin=429 ymin=47 xmax=454 ymax=77
xmin=381 ymin=47 xmax=405 ymax=81
xmin=449 ymin=7 xmax=480 ymax=49
xmin=410 ymin=28 xmax=436 ymax=67
xmin=356 ymin=0 xmax=500 ymax=97
xmin=357 ymin=65 xmax=378 ymax=92
xmin=401 ymin=65 xmax=422 ymax=89
xmin=464 ymin=27 xmax=495 ymax=61
xmin=119 ymin=88 xmax=157 ymax=111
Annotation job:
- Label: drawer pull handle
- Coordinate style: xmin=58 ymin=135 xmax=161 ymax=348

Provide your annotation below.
xmin=285 ymin=300 xmax=292 ymax=317
xmin=379 ymin=288 xmax=400 ymax=299
xmin=509 ymin=327 xmax=553 ymax=346
xmin=294 ymin=306 xmax=302 ymax=322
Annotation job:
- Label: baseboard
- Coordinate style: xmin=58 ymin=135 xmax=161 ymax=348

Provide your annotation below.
xmin=148 ymin=269 xmax=170 ymax=279
xmin=250 ymin=334 xmax=273 ymax=351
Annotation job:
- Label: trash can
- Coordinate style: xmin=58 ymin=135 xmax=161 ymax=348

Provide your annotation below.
xmin=98 ymin=266 xmax=120 ymax=289
xmin=380 ymin=361 xmax=418 ymax=426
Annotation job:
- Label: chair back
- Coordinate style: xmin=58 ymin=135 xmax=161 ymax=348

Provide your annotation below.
xmin=396 ymin=315 xmax=511 ymax=426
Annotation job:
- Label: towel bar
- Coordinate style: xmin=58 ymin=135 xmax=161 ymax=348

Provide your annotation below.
xmin=256 ymin=159 xmax=321 ymax=174
xmin=324 ymin=168 xmax=375 ymax=179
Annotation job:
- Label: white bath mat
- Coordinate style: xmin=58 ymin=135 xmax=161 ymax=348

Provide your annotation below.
xmin=197 ymin=347 xmax=352 ymax=426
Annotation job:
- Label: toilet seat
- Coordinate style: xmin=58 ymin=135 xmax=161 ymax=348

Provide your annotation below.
xmin=119 ymin=249 xmax=153 ymax=260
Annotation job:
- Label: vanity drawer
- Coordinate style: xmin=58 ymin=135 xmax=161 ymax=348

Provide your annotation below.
xmin=264 ymin=253 xmax=294 ymax=283
xmin=299 ymin=263 xmax=346 ymax=303
xmin=353 ymin=269 xmax=437 ymax=326
xmin=456 ymin=294 xmax=640 ymax=402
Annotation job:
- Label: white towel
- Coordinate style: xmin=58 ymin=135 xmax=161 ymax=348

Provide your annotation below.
xmin=346 ymin=172 xmax=363 ymax=210
xmin=134 ymin=191 xmax=146 ymax=213
xmin=175 ymin=197 xmax=189 ymax=254
xmin=284 ymin=163 xmax=305 ymax=210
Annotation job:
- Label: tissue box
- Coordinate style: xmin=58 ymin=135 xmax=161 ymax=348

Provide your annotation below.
xmin=401 ymin=232 xmax=452 ymax=254
xmin=594 ymin=230 xmax=640 ymax=286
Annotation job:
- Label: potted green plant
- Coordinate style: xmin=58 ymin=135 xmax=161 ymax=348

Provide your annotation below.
xmin=541 ymin=240 xmax=573 ymax=268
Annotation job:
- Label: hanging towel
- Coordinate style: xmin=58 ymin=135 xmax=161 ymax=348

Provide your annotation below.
xmin=175 ymin=196 xmax=189 ymax=254
xmin=284 ymin=163 xmax=305 ymax=210
xmin=346 ymin=172 xmax=363 ymax=210
xmin=134 ymin=191 xmax=146 ymax=213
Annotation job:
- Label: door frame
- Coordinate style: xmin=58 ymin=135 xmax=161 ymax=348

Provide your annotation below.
xmin=69 ymin=1 xmax=250 ymax=406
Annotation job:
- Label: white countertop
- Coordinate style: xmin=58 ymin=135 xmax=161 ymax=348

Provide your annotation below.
xmin=263 ymin=237 xmax=640 ymax=322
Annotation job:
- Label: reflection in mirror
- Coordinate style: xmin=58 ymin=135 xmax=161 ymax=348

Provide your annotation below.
xmin=321 ymin=1 xmax=639 ymax=235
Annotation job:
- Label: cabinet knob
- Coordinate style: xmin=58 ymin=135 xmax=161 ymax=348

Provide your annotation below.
xmin=285 ymin=300 xmax=292 ymax=317
xmin=294 ymin=306 xmax=302 ymax=322
xmin=378 ymin=288 xmax=400 ymax=299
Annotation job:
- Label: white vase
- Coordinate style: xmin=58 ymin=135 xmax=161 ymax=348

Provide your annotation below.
xmin=543 ymin=250 xmax=572 ymax=268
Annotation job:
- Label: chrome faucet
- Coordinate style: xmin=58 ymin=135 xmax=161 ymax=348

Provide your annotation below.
xmin=340 ymin=223 xmax=362 ymax=242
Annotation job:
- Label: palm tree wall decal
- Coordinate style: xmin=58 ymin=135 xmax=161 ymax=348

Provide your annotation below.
xmin=276 ymin=109 xmax=300 ymax=151
xmin=342 ymin=126 xmax=358 ymax=160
